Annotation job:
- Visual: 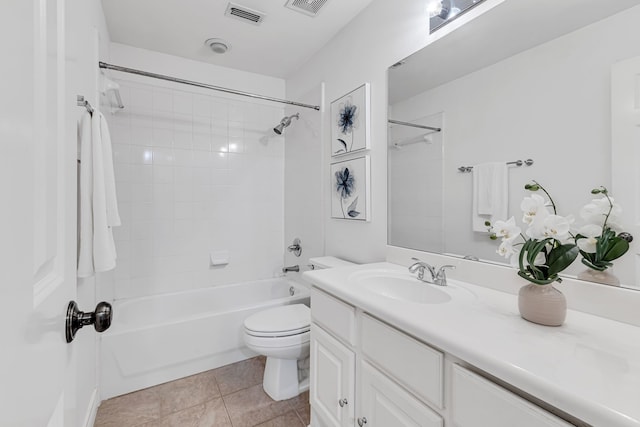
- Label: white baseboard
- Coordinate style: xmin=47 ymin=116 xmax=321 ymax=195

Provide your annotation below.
xmin=82 ymin=387 xmax=100 ymax=427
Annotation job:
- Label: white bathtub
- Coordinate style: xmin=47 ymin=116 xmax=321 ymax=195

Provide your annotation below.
xmin=100 ymin=277 xmax=310 ymax=399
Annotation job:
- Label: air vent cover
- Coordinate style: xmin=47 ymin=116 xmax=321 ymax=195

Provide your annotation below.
xmin=225 ymin=2 xmax=266 ymax=25
xmin=284 ymin=0 xmax=330 ymax=17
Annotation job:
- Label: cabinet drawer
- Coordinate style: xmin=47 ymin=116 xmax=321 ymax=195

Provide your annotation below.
xmin=360 ymin=361 xmax=443 ymax=427
xmin=311 ymin=287 xmax=356 ymax=346
xmin=452 ymin=365 xmax=573 ymax=427
xmin=361 ymin=314 xmax=444 ymax=409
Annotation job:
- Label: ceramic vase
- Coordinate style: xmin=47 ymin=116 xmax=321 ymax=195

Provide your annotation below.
xmin=577 ymin=268 xmax=620 ymax=287
xmin=518 ymin=283 xmax=566 ymax=326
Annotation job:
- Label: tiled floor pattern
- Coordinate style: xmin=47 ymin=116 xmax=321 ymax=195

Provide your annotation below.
xmin=95 ymin=356 xmax=309 ymax=427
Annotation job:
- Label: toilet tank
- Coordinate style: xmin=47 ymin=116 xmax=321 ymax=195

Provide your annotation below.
xmin=308 ymin=256 xmax=355 ymax=270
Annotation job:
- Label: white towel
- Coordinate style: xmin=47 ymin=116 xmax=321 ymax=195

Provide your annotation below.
xmin=472 ymin=162 xmax=508 ymax=232
xmin=77 ymin=111 xmax=120 ymax=277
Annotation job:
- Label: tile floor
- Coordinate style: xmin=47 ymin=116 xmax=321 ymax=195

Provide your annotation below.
xmin=94 ymin=356 xmax=310 ymax=427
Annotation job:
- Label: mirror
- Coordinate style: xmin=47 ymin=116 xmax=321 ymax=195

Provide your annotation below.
xmin=388 ymin=0 xmax=640 ymax=289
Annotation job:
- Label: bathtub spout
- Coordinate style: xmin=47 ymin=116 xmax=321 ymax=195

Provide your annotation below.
xmin=282 ymin=265 xmax=300 ymax=273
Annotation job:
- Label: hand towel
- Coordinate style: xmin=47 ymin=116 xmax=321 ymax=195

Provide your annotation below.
xmin=472 ymin=162 xmax=508 ymax=232
xmin=77 ymin=111 xmax=120 ymax=277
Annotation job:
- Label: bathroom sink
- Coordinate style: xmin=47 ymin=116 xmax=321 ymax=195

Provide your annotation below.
xmin=349 ymin=270 xmax=452 ymax=304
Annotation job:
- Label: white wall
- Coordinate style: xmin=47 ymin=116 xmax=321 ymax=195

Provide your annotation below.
xmin=65 ymin=1 xmax=111 ymax=425
xmin=102 ymin=44 xmax=287 ymax=300
xmin=390 ymin=7 xmax=640 ymax=281
xmin=286 ymin=0 xmax=436 ymax=263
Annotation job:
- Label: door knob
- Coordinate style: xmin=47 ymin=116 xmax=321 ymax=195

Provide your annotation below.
xmin=65 ymin=301 xmax=113 ymax=343
xmin=339 ymin=398 xmax=348 ymax=407
xmin=357 ymin=417 xmax=368 ymax=426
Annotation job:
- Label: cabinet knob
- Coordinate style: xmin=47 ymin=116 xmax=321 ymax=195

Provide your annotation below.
xmin=357 ymin=417 xmax=368 ymax=426
xmin=338 ymin=398 xmax=348 ymax=407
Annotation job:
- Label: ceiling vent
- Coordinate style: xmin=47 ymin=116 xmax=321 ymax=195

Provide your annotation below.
xmin=225 ymin=3 xmax=266 ymax=25
xmin=284 ymin=0 xmax=330 ymax=17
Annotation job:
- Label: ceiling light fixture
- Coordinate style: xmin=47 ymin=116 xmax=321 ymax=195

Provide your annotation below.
xmin=204 ymin=38 xmax=231 ymax=54
xmin=426 ymin=0 xmax=444 ymax=18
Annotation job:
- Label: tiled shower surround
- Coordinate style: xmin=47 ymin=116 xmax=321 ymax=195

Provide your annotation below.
xmin=105 ymin=80 xmax=286 ymax=300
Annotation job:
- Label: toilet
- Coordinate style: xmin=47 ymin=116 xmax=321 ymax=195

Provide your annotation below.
xmin=243 ymin=256 xmax=354 ymax=401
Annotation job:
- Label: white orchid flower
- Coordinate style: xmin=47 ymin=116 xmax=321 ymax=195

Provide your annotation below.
xmin=541 ymin=215 xmax=572 ymax=241
xmin=580 ymin=196 xmax=622 ymax=227
xmin=492 ymin=217 xmax=521 ymax=240
xmin=576 ymin=224 xmax=602 ymax=253
xmin=526 ymin=214 xmax=572 ymax=241
xmin=497 ymin=239 xmax=517 ymax=258
xmin=521 ymin=194 xmax=549 ymax=225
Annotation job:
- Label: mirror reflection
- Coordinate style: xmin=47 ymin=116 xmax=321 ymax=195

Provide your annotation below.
xmin=388 ymin=1 xmax=640 ymax=289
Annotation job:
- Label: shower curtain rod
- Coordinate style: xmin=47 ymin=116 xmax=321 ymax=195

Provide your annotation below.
xmin=388 ymin=119 xmax=441 ymax=132
xmin=98 ymin=62 xmax=321 ymax=111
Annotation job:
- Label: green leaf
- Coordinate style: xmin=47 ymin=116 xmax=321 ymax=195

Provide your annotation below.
xmin=581 ymin=258 xmax=608 ymax=271
xmin=601 ymin=237 xmax=629 ymax=262
xmin=547 ymin=244 xmax=579 ymax=276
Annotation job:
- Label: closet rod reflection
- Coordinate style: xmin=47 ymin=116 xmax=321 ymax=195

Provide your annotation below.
xmin=98 ymin=62 xmax=321 ymax=111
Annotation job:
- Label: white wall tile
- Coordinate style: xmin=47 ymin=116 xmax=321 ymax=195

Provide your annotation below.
xmin=130 ymin=126 xmax=153 ymax=146
xmin=130 ymin=145 xmax=153 ymax=165
xmin=153 ymin=90 xmax=172 ymax=112
xmin=152 ymin=148 xmax=174 ymax=166
xmin=193 ymin=94 xmax=211 ymax=117
xmin=153 ymin=165 xmax=173 ymax=184
xmin=193 ymin=133 xmax=211 ymax=152
xmin=130 ymin=111 xmax=154 ymax=129
xmin=130 ymin=87 xmax=153 ymax=111
xmin=152 ymin=128 xmax=173 ymax=148
xmin=173 ymin=93 xmax=193 ymax=115
xmin=110 ymin=78 xmax=284 ymax=301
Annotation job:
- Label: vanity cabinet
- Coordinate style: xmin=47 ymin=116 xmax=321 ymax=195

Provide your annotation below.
xmin=310 ymin=287 xmax=443 ymax=427
xmin=310 ymin=286 xmax=581 ymax=427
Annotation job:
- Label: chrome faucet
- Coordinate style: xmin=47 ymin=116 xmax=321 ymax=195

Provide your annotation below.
xmin=408 ymin=257 xmax=455 ymax=286
xmin=282 ymin=265 xmax=300 ymax=273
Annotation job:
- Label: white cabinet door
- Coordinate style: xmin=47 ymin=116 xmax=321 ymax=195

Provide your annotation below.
xmin=359 ymin=362 xmax=443 ymax=427
xmin=452 ymin=365 xmax=573 ymax=427
xmin=310 ymin=323 xmax=356 ymax=427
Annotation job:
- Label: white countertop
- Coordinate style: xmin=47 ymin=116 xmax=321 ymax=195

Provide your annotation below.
xmin=304 ymin=262 xmax=640 ymax=427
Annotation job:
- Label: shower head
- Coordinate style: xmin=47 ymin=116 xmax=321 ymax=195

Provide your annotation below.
xmin=273 ymin=113 xmax=300 ymax=135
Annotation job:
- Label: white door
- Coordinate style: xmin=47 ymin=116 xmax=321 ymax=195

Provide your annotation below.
xmin=0 ymin=1 xmax=77 ymax=426
xmin=612 ymin=56 xmax=640 ymax=290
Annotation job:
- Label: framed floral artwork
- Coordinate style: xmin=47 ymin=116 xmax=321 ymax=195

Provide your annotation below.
xmin=331 ymin=155 xmax=370 ymax=221
xmin=330 ymin=83 xmax=370 ymax=157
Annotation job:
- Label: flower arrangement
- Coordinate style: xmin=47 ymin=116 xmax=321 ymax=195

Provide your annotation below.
xmin=488 ymin=181 xmax=579 ymax=285
xmin=574 ymin=187 xmax=632 ymax=272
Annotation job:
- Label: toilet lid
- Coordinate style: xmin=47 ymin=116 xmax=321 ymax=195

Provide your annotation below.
xmin=244 ymin=304 xmax=310 ymax=335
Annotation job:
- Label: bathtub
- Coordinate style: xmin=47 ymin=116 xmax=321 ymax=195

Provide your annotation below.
xmin=100 ymin=277 xmax=310 ymax=399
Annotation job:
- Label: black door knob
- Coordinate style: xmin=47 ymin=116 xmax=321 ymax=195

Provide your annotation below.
xmin=65 ymin=300 xmax=113 ymax=343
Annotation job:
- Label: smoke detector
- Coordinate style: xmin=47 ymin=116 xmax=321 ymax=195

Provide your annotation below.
xmin=205 ymin=38 xmax=231 ymax=54
xmin=225 ymin=2 xmax=266 ymax=25
xmin=284 ymin=0 xmax=330 ymax=17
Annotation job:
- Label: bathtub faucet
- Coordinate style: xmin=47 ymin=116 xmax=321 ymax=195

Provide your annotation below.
xmin=282 ymin=265 xmax=300 ymax=273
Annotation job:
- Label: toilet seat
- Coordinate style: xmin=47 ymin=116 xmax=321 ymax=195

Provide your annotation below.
xmin=244 ymin=304 xmax=310 ymax=338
